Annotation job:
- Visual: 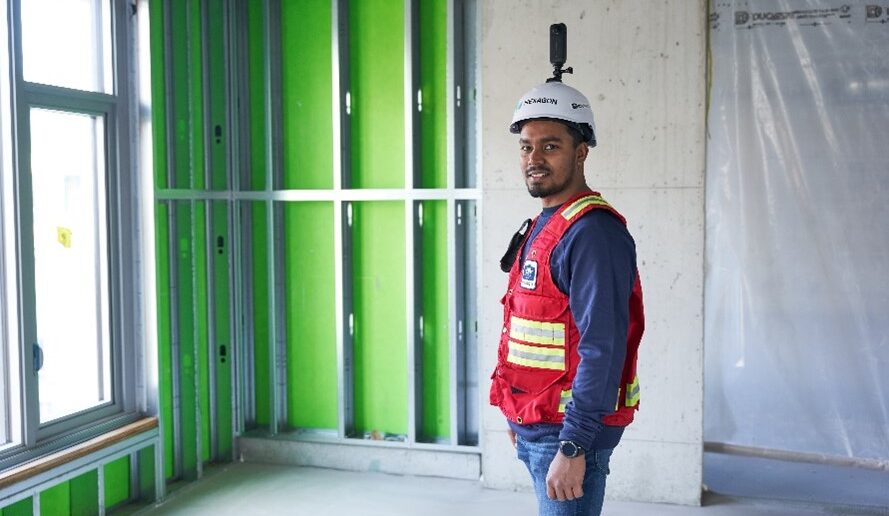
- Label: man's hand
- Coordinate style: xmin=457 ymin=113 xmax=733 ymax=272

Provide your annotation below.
xmin=507 ymin=428 xmax=516 ymax=448
xmin=545 ymin=452 xmax=585 ymax=501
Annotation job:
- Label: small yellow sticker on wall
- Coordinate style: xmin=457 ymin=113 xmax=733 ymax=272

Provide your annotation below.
xmin=57 ymin=227 xmax=72 ymax=248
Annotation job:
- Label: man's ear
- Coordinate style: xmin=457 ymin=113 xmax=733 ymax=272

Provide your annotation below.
xmin=576 ymin=143 xmax=589 ymax=165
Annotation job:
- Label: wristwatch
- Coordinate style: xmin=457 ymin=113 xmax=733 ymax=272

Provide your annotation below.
xmin=559 ymin=440 xmax=584 ymax=458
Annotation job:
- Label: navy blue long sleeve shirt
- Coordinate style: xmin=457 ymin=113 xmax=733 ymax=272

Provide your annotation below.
xmin=508 ymin=203 xmax=637 ymax=451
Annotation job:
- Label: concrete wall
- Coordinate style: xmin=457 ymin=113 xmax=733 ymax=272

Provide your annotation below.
xmin=478 ymin=0 xmax=707 ymax=505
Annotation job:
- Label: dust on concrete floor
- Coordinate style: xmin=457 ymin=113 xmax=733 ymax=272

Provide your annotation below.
xmin=139 ymin=460 xmax=887 ymax=515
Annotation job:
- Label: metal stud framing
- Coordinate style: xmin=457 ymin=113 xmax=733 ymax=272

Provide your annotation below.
xmin=333 ymin=0 xmax=356 ymax=439
xmin=405 ymin=0 xmax=420 ymax=445
xmin=199 ymin=0 xmax=219 ymax=462
xmin=152 ymin=0 xmax=481 ymax=456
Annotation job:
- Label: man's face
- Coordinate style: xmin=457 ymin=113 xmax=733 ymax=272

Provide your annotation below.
xmin=519 ymin=120 xmax=588 ymax=207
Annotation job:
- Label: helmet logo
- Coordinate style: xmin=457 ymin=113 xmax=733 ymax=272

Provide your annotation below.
xmin=514 ymin=101 xmax=523 ymax=112
xmin=571 ymin=102 xmax=589 ymax=109
xmin=523 ymin=97 xmax=558 ymax=106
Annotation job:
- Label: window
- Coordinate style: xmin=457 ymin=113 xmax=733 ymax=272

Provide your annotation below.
xmin=0 ymin=0 xmax=140 ymax=465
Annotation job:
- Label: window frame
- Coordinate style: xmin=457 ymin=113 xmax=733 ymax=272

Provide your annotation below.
xmin=0 ymin=0 xmax=142 ymax=469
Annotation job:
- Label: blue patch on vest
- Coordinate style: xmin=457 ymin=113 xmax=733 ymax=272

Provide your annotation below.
xmin=521 ymin=260 xmax=538 ymax=290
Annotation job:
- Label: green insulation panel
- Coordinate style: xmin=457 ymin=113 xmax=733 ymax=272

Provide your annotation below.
xmin=420 ymin=0 xmax=447 ymax=189
xmin=188 ymin=0 xmax=206 ymax=191
xmin=152 ymin=0 xmax=220 ymax=480
xmin=148 ymin=0 xmax=175 ymax=479
xmin=353 ymin=202 xmax=407 ymax=435
xmin=39 ymin=481 xmax=68 ymax=515
xmin=194 ymin=201 xmax=212 ymax=464
xmin=104 ymin=456 xmax=130 ymax=508
xmin=68 ymin=470 xmax=98 ymax=515
xmin=350 ymin=0 xmax=405 ymax=188
xmin=208 ymin=0 xmax=228 ymax=191
xmin=137 ymin=446 xmax=157 ymax=501
xmin=154 ymin=204 xmax=175 ymax=479
xmin=169 ymin=0 xmax=193 ymax=190
xmin=149 ymin=0 xmax=168 ymax=190
xmin=246 ymin=0 xmax=273 ymax=426
xmin=420 ymin=201 xmax=450 ymax=439
xmin=1 ymin=498 xmax=31 ymax=516
xmin=281 ymin=0 xmax=333 ymax=190
xmin=0 ymin=465 xmax=131 ymax=515
xmin=249 ymin=202 xmax=272 ymax=426
xmin=284 ymin=203 xmax=337 ymax=429
xmin=247 ymin=4 xmax=268 ymax=191
xmin=175 ymin=201 xmax=198 ymax=479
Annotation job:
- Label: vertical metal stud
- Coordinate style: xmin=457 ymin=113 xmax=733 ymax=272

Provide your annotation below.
xmin=453 ymin=0 xmax=479 ymax=446
xmin=404 ymin=0 xmax=421 ymax=445
xmin=459 ymin=0 xmax=478 ymax=189
xmin=230 ymin=0 xmax=256 ymax=430
xmin=161 ymin=0 xmax=184 ymax=478
xmin=128 ymin=450 xmax=139 ymax=505
xmin=452 ymin=0 xmax=466 ymax=189
xmin=259 ymin=0 xmax=283 ymax=436
xmin=97 ymin=462 xmax=106 ymax=515
xmin=183 ymin=0 xmax=204 ymax=479
xmin=225 ymin=0 xmax=248 ymax=440
xmin=333 ymin=0 xmax=355 ymax=439
xmin=445 ymin=0 xmax=460 ymax=446
xmin=268 ymin=0 xmax=289 ymax=433
xmin=198 ymin=0 xmax=220 ymax=462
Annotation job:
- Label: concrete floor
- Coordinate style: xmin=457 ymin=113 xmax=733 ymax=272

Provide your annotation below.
xmin=139 ymin=457 xmax=889 ymax=516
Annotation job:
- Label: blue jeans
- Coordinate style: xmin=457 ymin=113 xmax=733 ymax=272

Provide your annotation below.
xmin=516 ymin=435 xmax=613 ymax=516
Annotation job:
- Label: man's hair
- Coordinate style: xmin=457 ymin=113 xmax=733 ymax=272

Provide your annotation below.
xmin=518 ymin=118 xmax=587 ymax=148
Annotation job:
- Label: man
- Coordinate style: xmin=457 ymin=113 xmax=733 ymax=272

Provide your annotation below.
xmin=490 ymin=80 xmax=645 ymax=515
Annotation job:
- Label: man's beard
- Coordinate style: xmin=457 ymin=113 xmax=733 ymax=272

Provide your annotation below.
xmin=525 ymin=166 xmax=570 ymax=198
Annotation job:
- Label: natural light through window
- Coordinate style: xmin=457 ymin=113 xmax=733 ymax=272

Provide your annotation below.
xmin=30 ymin=108 xmax=111 ymax=424
xmin=20 ymin=0 xmax=113 ymax=93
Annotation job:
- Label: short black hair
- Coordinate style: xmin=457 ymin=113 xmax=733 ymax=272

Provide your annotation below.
xmin=517 ymin=117 xmax=587 ymax=148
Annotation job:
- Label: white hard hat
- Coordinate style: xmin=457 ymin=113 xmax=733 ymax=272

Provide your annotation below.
xmin=509 ymin=81 xmax=597 ymax=147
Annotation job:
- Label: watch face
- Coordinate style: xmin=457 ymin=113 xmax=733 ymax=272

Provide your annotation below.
xmin=560 ymin=440 xmax=580 ymax=458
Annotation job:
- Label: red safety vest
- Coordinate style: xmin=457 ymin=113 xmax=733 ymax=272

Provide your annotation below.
xmin=489 ymin=192 xmax=645 ymax=427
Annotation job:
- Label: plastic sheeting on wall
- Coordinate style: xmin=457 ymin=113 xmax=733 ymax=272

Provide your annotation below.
xmin=705 ymin=0 xmax=889 ymax=462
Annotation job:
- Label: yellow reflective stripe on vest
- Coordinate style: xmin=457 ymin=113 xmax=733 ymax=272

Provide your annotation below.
xmin=558 ymin=389 xmax=572 ymax=413
xmin=625 ymin=376 xmax=640 ymax=407
xmin=561 ymin=195 xmax=612 ymax=221
xmin=509 ymin=316 xmax=565 ymax=346
xmin=506 ymin=341 xmax=565 ymax=371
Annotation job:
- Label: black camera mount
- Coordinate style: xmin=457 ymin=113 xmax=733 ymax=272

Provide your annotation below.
xmin=547 ymin=23 xmax=573 ymax=83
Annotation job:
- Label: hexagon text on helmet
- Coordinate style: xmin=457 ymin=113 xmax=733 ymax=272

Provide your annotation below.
xmin=524 ymin=97 xmax=558 ymax=106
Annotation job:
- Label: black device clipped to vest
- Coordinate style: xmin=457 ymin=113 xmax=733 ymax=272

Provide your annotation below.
xmin=500 ymin=218 xmax=532 ymax=273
